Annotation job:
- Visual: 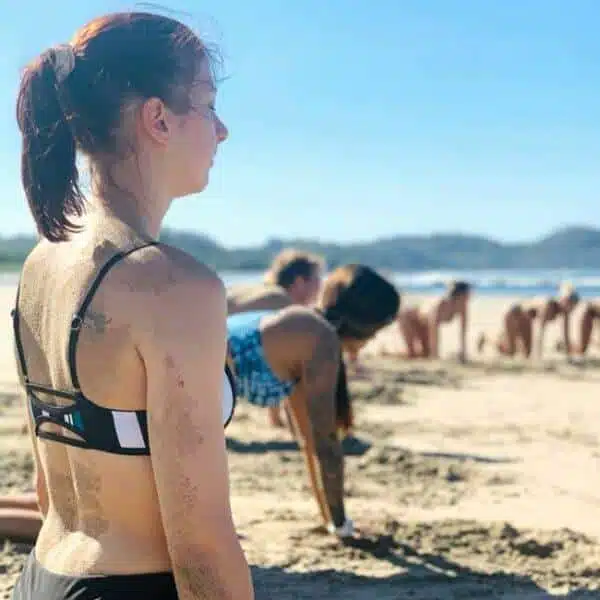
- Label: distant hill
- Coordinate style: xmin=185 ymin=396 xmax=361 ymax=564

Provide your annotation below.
xmin=1 ymin=226 xmax=599 ymax=271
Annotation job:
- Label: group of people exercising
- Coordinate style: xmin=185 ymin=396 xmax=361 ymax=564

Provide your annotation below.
xmin=3 ymin=248 xmax=598 ymax=553
xmin=394 ymin=278 xmax=597 ymax=362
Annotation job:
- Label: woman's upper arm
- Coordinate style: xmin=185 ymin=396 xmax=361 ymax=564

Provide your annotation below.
xmin=137 ymin=262 xmax=236 ymax=551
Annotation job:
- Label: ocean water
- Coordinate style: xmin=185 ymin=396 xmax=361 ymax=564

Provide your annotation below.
xmin=221 ymin=268 xmax=600 ymax=299
xmin=2 ymin=269 xmax=599 ymax=298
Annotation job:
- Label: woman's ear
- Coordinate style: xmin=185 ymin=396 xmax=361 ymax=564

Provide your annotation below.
xmin=139 ymin=97 xmax=172 ymax=146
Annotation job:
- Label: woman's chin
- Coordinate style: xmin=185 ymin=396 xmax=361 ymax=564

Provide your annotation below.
xmin=178 ymin=175 xmax=210 ymax=198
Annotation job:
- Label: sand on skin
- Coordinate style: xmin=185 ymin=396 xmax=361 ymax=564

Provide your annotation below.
xmin=0 ymin=286 xmax=598 ymax=598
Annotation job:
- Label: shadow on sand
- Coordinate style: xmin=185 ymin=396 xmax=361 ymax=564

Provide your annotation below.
xmin=226 ymin=438 xmax=299 ymax=454
xmin=226 ymin=435 xmax=519 ymax=466
xmin=250 ymin=529 xmax=597 ymax=599
xmin=226 ymin=435 xmax=373 ymax=457
xmin=417 ymin=450 xmax=517 ymax=465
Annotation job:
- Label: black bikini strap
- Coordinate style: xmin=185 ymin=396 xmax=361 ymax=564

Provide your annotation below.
xmin=67 ymin=242 xmax=159 ymax=389
xmin=11 ymin=280 xmax=29 ymax=382
xmin=223 ymin=363 xmax=237 ymax=429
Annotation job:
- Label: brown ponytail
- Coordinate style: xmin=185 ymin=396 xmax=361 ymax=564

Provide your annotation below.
xmin=334 ymin=356 xmax=353 ymax=434
xmin=16 ymin=48 xmax=84 ymax=242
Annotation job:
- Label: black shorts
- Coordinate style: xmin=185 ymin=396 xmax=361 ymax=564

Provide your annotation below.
xmin=12 ymin=551 xmax=178 ymax=599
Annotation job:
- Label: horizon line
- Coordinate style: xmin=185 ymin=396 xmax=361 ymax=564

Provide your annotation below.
xmin=0 ymin=222 xmax=597 ymax=249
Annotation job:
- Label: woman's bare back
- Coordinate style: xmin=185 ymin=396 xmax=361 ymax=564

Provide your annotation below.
xmin=16 ymin=228 xmax=188 ymax=575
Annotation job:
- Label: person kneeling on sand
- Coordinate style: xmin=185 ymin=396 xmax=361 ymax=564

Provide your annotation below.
xmin=479 ymin=283 xmax=580 ymax=359
xmin=559 ymin=299 xmax=600 ymax=357
xmin=227 ymin=248 xmax=324 ymax=314
xmin=0 ymin=264 xmax=399 ymax=545
xmin=477 ymin=304 xmax=539 ymax=358
xmin=395 ymin=280 xmax=471 ymax=362
xmin=228 ymin=248 xmax=324 ymax=427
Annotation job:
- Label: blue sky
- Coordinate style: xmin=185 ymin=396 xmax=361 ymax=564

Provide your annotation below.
xmin=1 ymin=1 xmax=599 ymax=247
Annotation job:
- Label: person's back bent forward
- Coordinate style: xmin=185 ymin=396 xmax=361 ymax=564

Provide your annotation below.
xmin=11 ymin=11 xmax=253 ymax=600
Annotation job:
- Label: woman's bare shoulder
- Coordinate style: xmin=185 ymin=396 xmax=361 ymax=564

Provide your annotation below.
xmin=138 ymin=243 xmax=220 ymax=280
xmin=112 ymin=243 xmax=225 ymax=330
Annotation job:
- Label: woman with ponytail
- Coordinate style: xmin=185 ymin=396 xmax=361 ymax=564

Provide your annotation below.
xmin=226 ymin=264 xmax=400 ymax=539
xmin=10 ymin=10 xmax=253 ymax=600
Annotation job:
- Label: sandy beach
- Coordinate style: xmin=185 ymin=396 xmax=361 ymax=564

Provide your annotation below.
xmin=0 ymin=286 xmax=598 ymax=598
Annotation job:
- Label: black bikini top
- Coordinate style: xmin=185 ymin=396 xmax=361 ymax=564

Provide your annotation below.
xmin=11 ymin=243 xmax=236 ymax=456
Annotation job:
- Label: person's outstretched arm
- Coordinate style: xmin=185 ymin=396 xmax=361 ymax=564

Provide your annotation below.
xmin=459 ymin=302 xmax=469 ymax=362
xmin=140 ymin=248 xmax=253 ymax=600
xmin=287 ymin=317 xmax=349 ymax=535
